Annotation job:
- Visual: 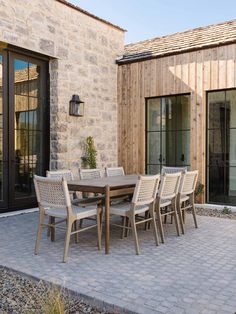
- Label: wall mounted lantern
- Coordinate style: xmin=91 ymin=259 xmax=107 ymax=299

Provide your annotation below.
xmin=69 ymin=94 xmax=84 ymax=116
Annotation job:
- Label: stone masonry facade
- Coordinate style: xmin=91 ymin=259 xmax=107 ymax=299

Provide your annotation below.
xmin=0 ymin=0 xmax=124 ymax=174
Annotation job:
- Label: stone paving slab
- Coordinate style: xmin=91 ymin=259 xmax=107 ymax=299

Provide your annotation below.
xmin=0 ymin=212 xmax=236 ymax=314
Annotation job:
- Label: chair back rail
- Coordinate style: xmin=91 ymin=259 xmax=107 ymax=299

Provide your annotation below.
xmin=179 ymin=170 xmax=198 ymax=195
xmin=132 ymin=175 xmax=160 ymax=206
xmin=158 ymin=172 xmax=182 ymax=200
xmin=46 ymin=170 xmax=74 ymax=181
xmin=106 ymin=167 xmax=125 ymax=177
xmin=161 ymin=166 xmax=187 ymax=175
xmin=79 ymin=168 xmax=102 ymax=180
xmin=34 ymin=175 xmax=71 ymax=209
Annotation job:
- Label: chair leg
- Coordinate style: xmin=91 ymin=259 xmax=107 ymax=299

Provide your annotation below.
xmin=192 ymin=203 xmax=198 ymax=228
xmin=50 ymin=217 xmax=55 ymax=242
xmin=63 ymin=219 xmax=72 ymax=263
xmin=79 ymin=219 xmax=83 ymax=229
xmin=35 ymin=210 xmax=45 ymax=255
xmin=173 ymin=204 xmax=180 ymax=236
xmin=164 ymin=207 xmax=167 ymax=224
xmin=125 ymin=218 xmax=130 ymax=237
xmin=121 ymin=216 xmax=126 ymax=239
xmin=182 ymin=210 xmax=186 ymax=223
xmin=97 ymin=209 xmax=102 ymax=250
xmin=177 ymin=203 xmax=185 ymax=234
xmin=149 ymin=208 xmax=159 ymax=246
xmin=156 ymin=208 xmax=165 ymax=243
xmin=47 ymin=216 xmax=52 ymax=237
xmin=144 ymin=211 xmax=149 ymax=230
xmin=130 ymin=215 xmax=140 ymax=255
xmin=73 ymin=221 xmax=79 ymax=243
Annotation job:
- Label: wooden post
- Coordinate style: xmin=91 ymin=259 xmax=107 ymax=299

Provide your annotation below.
xmin=105 ymin=185 xmax=110 ymax=254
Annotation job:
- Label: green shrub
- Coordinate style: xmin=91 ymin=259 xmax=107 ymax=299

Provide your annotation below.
xmin=81 ymin=136 xmax=97 ymax=169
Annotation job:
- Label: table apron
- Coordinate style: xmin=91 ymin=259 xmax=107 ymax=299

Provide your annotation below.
xmin=110 ymin=187 xmax=135 ymax=197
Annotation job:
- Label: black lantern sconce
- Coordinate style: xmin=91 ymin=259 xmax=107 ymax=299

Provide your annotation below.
xmin=69 ymin=94 xmax=84 ymax=116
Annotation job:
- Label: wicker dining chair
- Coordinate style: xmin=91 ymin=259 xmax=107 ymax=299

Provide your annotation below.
xmin=161 ymin=166 xmax=187 ymax=175
xmin=79 ymin=168 xmax=102 ymax=180
xmin=105 ymin=167 xmax=125 ymax=177
xmin=109 ymin=174 xmax=160 ymax=255
xmin=177 ymin=170 xmax=198 ymax=234
xmin=156 ymin=172 xmax=182 ymax=243
xmin=46 ymin=170 xmax=102 ymax=239
xmin=34 ymin=175 xmax=102 ymax=262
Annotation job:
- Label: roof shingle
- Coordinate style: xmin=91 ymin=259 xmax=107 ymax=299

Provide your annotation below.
xmin=118 ymin=19 xmax=236 ymax=64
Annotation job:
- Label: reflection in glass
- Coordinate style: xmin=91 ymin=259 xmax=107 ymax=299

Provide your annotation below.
xmin=0 ymin=53 xmax=3 ymax=200
xmin=147 ymin=132 xmax=161 ymax=164
xmin=147 ymin=98 xmax=161 ymax=132
xmin=14 ymin=58 xmax=43 ymax=198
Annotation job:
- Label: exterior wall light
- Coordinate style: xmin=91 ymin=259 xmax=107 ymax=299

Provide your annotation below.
xmin=69 ymin=94 xmax=84 ymax=116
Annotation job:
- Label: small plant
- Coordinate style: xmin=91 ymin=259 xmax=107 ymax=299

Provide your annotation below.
xmin=195 ymin=181 xmax=204 ymax=198
xmin=42 ymin=287 xmax=65 ymax=314
xmin=81 ymin=136 xmax=97 ymax=169
xmin=222 ymin=206 xmax=232 ymax=214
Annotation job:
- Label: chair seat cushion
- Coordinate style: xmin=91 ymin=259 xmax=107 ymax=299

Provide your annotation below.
xmin=160 ymin=199 xmax=172 ymax=208
xmin=45 ymin=205 xmax=98 ymax=219
xmin=110 ymin=203 xmax=150 ymax=216
xmin=180 ymin=195 xmax=189 ymax=203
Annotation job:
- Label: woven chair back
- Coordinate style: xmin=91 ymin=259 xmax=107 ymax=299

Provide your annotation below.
xmin=132 ymin=175 xmax=160 ymax=206
xmin=79 ymin=168 xmax=102 ymax=180
xmin=179 ymin=170 xmax=198 ymax=195
xmin=34 ymin=175 xmax=71 ymax=209
xmin=106 ymin=167 xmax=125 ymax=177
xmin=158 ymin=172 xmax=181 ymax=200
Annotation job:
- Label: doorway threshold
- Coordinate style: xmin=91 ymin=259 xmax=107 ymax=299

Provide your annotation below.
xmin=0 ymin=208 xmax=38 ymax=219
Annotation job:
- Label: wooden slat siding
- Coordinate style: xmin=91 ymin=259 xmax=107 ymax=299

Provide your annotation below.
xmin=181 ymin=53 xmax=189 ymax=94
xmin=188 ymin=51 xmax=197 ymax=171
xmin=117 ymin=43 xmax=236 ymax=202
xmin=150 ymin=59 xmax=157 ymax=96
xmin=196 ymin=50 xmax=203 ymax=188
xmin=174 ymin=54 xmax=182 ymax=94
xmin=210 ymin=48 xmax=219 ymax=90
xmin=219 ymin=46 xmax=227 ymax=89
xmin=139 ymin=62 xmax=145 ymax=174
xmin=117 ymin=65 xmax=122 ymax=168
xmin=131 ymin=62 xmax=139 ymax=174
xmin=227 ymin=45 xmax=235 ymax=87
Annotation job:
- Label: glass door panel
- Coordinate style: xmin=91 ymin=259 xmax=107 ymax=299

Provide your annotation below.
xmin=8 ymin=52 xmax=48 ymax=209
xmin=146 ymin=94 xmax=190 ymax=174
xmin=0 ymin=53 xmax=4 ymax=203
xmin=207 ymin=89 xmax=236 ymax=205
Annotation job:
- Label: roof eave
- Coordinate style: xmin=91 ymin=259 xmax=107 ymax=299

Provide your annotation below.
xmin=117 ymin=39 xmax=236 ymax=65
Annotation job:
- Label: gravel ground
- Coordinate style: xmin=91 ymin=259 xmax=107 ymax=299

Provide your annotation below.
xmin=0 ymin=266 xmax=118 ymax=314
xmin=195 ymin=207 xmax=236 ymax=219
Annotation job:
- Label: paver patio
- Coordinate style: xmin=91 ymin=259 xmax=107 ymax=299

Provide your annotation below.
xmin=0 ymin=212 xmax=236 ymax=314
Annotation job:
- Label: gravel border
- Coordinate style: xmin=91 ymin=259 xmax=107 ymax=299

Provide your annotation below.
xmin=0 ymin=266 xmax=120 ymax=314
xmin=194 ymin=207 xmax=236 ymax=220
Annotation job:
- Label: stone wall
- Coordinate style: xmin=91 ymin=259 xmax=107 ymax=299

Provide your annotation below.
xmin=0 ymin=0 xmax=124 ymax=174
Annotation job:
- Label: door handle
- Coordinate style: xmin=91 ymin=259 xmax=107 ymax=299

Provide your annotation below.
xmin=181 ymin=154 xmax=185 ymax=162
xmin=159 ymin=154 xmax=162 ymax=163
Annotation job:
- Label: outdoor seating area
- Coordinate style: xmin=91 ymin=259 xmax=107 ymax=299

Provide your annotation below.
xmin=33 ymin=167 xmax=199 ymax=262
xmin=1 ymin=208 xmax=236 ymax=313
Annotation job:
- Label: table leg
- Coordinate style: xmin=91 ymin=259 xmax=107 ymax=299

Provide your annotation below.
xmin=105 ymin=185 xmax=110 ymax=254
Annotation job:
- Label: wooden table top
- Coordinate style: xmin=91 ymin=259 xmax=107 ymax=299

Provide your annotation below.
xmin=68 ymin=174 xmax=138 ymax=192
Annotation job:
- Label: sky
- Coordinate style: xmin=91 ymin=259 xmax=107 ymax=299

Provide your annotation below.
xmin=71 ymin=0 xmax=236 ymax=44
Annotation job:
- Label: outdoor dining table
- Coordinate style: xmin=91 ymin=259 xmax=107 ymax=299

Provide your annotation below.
xmin=68 ymin=174 xmax=138 ymax=254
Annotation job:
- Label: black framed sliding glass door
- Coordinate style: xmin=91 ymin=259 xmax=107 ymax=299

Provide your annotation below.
xmin=146 ymin=94 xmax=190 ymax=174
xmin=207 ymin=89 xmax=236 ymax=205
xmin=0 ymin=48 xmax=49 ymax=212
